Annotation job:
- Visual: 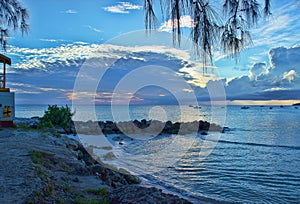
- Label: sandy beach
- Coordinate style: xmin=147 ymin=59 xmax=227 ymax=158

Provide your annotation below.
xmin=0 ymin=123 xmax=193 ymax=203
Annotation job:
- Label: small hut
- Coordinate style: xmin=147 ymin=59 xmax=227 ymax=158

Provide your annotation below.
xmin=0 ymin=54 xmax=14 ymax=127
xmin=0 ymin=53 xmax=11 ymax=90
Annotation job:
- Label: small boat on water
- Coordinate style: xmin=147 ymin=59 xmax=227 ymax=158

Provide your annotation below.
xmin=241 ymin=106 xmax=249 ymax=109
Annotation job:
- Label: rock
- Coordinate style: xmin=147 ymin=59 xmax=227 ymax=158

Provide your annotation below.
xmin=88 ymin=164 xmax=141 ymax=187
xmin=165 ymin=121 xmax=173 ymax=129
xmin=29 ymin=122 xmax=38 ymax=129
xmin=66 ymin=143 xmax=79 ymax=151
xmin=141 ymin=119 xmax=147 ymax=125
xmin=110 ymin=185 xmax=192 ymax=204
xmin=72 ymin=119 xmax=225 ymax=136
xmin=55 ymin=125 xmax=66 ymax=134
xmin=77 ymin=150 xmax=83 ymax=160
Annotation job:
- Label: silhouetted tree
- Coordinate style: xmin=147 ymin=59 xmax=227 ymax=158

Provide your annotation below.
xmin=0 ymin=0 xmax=29 ymax=51
xmin=144 ymin=0 xmax=271 ymax=66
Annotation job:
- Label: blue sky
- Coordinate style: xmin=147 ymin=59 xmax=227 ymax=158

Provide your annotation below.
xmin=3 ymin=0 xmax=300 ymax=105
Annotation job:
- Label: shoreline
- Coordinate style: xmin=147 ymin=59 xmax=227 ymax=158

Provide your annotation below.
xmin=0 ymin=127 xmax=194 ymax=203
xmin=0 ymin=118 xmax=228 ymax=203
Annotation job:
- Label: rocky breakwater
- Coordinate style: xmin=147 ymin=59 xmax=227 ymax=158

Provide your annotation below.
xmin=14 ymin=117 xmax=226 ymax=136
xmin=74 ymin=119 xmax=225 ymax=135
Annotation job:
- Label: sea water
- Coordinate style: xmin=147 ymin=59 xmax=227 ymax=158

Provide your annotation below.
xmin=15 ymin=104 xmax=300 ymax=203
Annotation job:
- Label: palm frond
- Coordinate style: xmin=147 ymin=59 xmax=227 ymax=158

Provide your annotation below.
xmin=143 ymin=0 xmax=272 ymax=69
xmin=264 ymin=0 xmax=271 ymax=16
xmin=144 ymin=0 xmax=157 ymax=31
xmin=0 ymin=0 xmax=29 ymax=50
xmin=0 ymin=29 xmax=9 ymax=51
xmin=164 ymin=0 xmax=189 ymax=46
xmin=192 ymin=1 xmax=221 ymax=67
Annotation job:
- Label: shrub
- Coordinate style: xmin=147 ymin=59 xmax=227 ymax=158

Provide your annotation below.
xmin=40 ymin=105 xmax=74 ymax=134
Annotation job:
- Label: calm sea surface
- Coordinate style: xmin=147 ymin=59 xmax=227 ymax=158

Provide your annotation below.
xmin=16 ymin=104 xmax=300 ymax=203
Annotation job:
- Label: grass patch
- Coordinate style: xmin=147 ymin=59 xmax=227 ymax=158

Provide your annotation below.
xmin=32 ymin=163 xmax=49 ymax=181
xmin=44 ymin=184 xmax=54 ymax=196
xmin=74 ymin=198 xmax=109 ymax=204
xmin=16 ymin=124 xmax=36 ymax=131
xmin=86 ymin=188 xmax=108 ymax=197
xmin=27 ymin=150 xmax=55 ymax=165
xmin=27 ymin=150 xmax=57 ymax=169
xmin=54 ymin=132 xmax=62 ymax=138
xmin=63 ymin=184 xmax=72 ymax=192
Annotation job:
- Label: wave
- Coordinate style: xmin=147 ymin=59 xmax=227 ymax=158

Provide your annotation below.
xmin=199 ymin=136 xmax=300 ymax=150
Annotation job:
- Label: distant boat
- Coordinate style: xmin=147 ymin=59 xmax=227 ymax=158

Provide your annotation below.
xmin=280 ymin=105 xmax=284 ymax=108
xmin=241 ymin=106 xmax=249 ymax=109
xmin=269 ymin=107 xmax=273 ymax=109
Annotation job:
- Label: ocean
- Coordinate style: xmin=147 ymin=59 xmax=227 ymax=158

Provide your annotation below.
xmin=15 ymin=104 xmax=300 ymax=203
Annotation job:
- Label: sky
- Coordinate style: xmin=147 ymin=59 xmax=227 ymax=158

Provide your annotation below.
xmin=2 ymin=0 xmax=300 ymax=105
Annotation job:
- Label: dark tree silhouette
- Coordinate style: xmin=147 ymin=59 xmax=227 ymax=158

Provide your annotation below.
xmin=0 ymin=0 xmax=29 ymax=51
xmin=144 ymin=0 xmax=271 ymax=66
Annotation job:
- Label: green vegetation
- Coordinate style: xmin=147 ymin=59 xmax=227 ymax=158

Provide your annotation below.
xmin=32 ymin=163 xmax=49 ymax=181
xmin=15 ymin=124 xmax=36 ymax=131
xmin=27 ymin=150 xmax=55 ymax=165
xmin=44 ymin=183 xmax=54 ymax=196
xmin=86 ymin=188 xmax=108 ymax=197
xmin=74 ymin=197 xmax=109 ymax=204
xmin=83 ymin=187 xmax=109 ymax=204
xmin=40 ymin=105 xmax=74 ymax=134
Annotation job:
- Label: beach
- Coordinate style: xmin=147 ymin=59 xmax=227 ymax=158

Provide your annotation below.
xmin=0 ymin=123 xmax=194 ymax=203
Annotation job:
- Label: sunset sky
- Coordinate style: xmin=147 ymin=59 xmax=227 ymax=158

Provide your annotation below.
xmin=3 ymin=0 xmax=300 ymax=105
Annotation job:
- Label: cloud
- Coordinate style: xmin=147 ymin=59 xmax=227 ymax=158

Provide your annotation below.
xmin=62 ymin=9 xmax=78 ymax=14
xmin=7 ymin=32 xmax=300 ymax=104
xmin=159 ymin=15 xmax=194 ymax=32
xmin=222 ymin=45 xmax=300 ymax=100
xmin=7 ymin=43 xmax=207 ymax=75
xmin=84 ymin=25 xmax=102 ymax=33
xmin=252 ymin=2 xmax=300 ymax=48
xmin=40 ymin=39 xmax=66 ymax=43
xmin=103 ymin=2 xmax=142 ymax=14
xmin=283 ymin=70 xmax=298 ymax=83
xmin=249 ymin=62 xmax=267 ymax=80
xmin=7 ymin=41 xmax=214 ymax=104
